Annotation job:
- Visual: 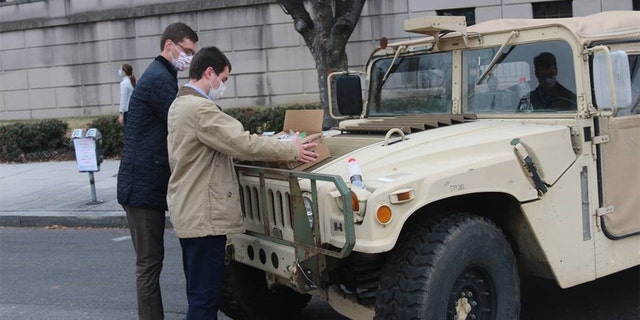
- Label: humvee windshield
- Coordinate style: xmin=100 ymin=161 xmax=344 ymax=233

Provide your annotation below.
xmin=368 ymin=52 xmax=452 ymax=116
xmin=462 ymin=40 xmax=577 ymax=114
xmin=367 ymin=41 xmax=577 ymax=116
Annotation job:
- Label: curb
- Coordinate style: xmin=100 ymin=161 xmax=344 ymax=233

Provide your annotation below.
xmin=0 ymin=211 xmax=172 ymax=228
xmin=0 ymin=215 xmax=129 ymax=228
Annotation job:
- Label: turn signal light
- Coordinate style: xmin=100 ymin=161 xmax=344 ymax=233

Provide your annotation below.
xmin=376 ymin=205 xmax=392 ymax=225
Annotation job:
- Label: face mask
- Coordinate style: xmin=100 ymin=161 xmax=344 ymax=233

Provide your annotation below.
xmin=540 ymin=76 xmax=557 ymax=90
xmin=117 ymin=69 xmax=123 ymax=77
xmin=208 ymin=74 xmax=226 ymax=100
xmin=170 ymin=43 xmax=192 ymax=71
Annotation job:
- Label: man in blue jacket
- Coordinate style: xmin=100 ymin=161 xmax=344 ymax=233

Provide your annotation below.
xmin=117 ymin=22 xmax=198 ymax=320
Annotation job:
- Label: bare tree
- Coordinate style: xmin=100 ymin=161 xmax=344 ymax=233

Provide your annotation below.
xmin=278 ymin=0 xmax=366 ymax=128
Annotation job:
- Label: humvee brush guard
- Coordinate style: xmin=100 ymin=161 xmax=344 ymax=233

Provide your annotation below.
xmin=221 ymin=11 xmax=640 ymax=320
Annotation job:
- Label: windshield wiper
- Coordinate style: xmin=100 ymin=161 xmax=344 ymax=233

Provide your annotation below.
xmin=476 ymin=30 xmax=519 ymax=85
xmin=382 ymin=45 xmax=407 ymax=83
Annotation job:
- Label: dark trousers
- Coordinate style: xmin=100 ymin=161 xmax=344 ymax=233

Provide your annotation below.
xmin=179 ymin=235 xmax=227 ymax=320
xmin=124 ymin=205 xmax=166 ymax=320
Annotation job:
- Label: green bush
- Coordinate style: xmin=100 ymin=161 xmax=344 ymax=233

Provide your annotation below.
xmin=0 ymin=119 xmax=69 ymax=162
xmin=225 ymin=103 xmax=321 ymax=133
xmin=0 ymin=103 xmax=322 ymax=162
xmin=87 ymin=115 xmax=124 ymax=158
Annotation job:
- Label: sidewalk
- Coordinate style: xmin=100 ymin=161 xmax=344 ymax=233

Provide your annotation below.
xmin=0 ymin=160 xmax=136 ymax=228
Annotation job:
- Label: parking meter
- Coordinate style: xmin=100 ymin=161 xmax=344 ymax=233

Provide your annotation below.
xmin=85 ymin=128 xmax=104 ymax=166
xmin=71 ymin=128 xmax=104 ymax=204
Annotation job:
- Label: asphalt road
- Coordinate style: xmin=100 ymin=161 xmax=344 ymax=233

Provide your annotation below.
xmin=0 ymin=227 xmax=638 ymax=320
xmin=0 ymin=227 xmax=347 ymax=320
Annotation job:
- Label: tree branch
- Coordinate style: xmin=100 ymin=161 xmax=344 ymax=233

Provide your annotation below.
xmin=334 ymin=0 xmax=365 ymax=32
xmin=330 ymin=0 xmax=365 ymax=53
xmin=277 ymin=0 xmax=314 ymax=41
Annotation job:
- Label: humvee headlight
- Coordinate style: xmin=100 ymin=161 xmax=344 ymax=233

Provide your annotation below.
xmin=302 ymin=193 xmax=314 ymax=230
xmin=376 ymin=204 xmax=392 ymax=225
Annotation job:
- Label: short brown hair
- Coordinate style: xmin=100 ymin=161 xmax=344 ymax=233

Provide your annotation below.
xmin=160 ymin=22 xmax=198 ymax=51
xmin=534 ymin=52 xmax=557 ymax=70
xmin=189 ymin=46 xmax=232 ymax=80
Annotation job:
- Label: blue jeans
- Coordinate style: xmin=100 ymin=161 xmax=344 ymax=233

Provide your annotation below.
xmin=179 ymin=235 xmax=227 ymax=320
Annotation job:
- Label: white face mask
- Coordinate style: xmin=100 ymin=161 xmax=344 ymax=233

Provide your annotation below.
xmin=117 ymin=69 xmax=124 ymax=77
xmin=170 ymin=43 xmax=192 ymax=71
xmin=208 ymin=74 xmax=226 ymax=100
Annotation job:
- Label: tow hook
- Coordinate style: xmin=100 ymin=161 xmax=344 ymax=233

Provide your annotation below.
xmin=289 ymin=260 xmax=318 ymax=293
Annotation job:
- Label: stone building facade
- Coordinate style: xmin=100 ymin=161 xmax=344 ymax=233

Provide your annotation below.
xmin=0 ymin=0 xmax=636 ymax=120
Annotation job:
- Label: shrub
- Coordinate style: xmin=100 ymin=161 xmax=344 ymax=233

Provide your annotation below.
xmin=0 ymin=103 xmax=322 ymax=162
xmin=0 ymin=119 xmax=69 ymax=162
xmin=87 ymin=115 xmax=124 ymax=158
xmin=225 ymin=103 xmax=321 ymax=133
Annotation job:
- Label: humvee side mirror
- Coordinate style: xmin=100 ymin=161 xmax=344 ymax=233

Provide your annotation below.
xmin=593 ymin=49 xmax=632 ymax=112
xmin=327 ymin=71 xmax=363 ymax=119
xmin=336 ymin=74 xmax=364 ymax=117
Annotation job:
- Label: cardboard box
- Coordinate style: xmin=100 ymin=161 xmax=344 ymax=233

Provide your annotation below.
xmin=250 ymin=110 xmax=330 ymax=171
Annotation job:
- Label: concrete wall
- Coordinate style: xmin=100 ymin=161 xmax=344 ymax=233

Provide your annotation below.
xmin=0 ymin=0 xmax=634 ymax=120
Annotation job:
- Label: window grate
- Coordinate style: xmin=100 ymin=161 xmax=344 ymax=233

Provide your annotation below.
xmin=533 ymin=1 xmax=573 ymax=19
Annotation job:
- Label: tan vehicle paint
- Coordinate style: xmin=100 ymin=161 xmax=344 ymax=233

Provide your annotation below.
xmin=224 ymin=11 xmax=640 ymax=320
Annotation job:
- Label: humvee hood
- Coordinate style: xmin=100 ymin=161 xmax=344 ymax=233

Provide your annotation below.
xmin=318 ymin=120 xmax=576 ymax=188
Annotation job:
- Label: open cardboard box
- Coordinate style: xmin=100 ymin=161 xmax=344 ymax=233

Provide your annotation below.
xmin=250 ymin=110 xmax=330 ymax=171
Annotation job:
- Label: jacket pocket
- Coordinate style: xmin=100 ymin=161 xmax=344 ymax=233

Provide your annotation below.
xmin=208 ymin=182 xmax=243 ymax=227
xmin=151 ymin=155 xmax=170 ymax=192
xmin=152 ymin=154 xmax=170 ymax=167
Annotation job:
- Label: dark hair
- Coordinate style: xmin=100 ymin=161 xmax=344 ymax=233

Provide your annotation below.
xmin=159 ymin=22 xmax=198 ymax=51
xmin=121 ymin=64 xmax=136 ymax=87
xmin=188 ymin=46 xmax=232 ymax=80
xmin=534 ymin=52 xmax=557 ymax=69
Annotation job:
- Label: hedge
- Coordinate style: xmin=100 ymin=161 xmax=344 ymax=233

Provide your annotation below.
xmin=0 ymin=103 xmax=322 ymax=163
xmin=0 ymin=119 xmax=69 ymax=162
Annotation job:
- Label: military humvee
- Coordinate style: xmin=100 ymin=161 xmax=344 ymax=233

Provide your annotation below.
xmin=221 ymin=11 xmax=640 ymax=320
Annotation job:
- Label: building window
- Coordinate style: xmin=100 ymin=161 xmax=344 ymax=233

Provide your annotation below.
xmin=533 ymin=1 xmax=573 ymax=18
xmin=437 ymin=8 xmax=476 ymax=26
xmin=634 ymin=0 xmax=639 ymax=11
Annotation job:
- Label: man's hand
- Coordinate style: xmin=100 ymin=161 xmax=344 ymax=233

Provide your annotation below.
xmin=292 ymin=132 xmax=318 ymax=163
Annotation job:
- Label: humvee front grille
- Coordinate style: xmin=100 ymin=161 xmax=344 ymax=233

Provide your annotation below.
xmin=240 ymin=179 xmax=295 ymax=241
xmin=235 ymin=164 xmax=356 ymax=259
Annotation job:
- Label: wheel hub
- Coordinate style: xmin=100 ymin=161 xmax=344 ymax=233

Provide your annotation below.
xmin=448 ymin=267 xmax=496 ymax=320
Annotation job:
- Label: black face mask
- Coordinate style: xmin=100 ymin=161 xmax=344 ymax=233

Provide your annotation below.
xmin=538 ymin=75 xmax=557 ymax=90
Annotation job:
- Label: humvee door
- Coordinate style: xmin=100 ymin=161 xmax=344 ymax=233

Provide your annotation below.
xmin=596 ymin=44 xmax=640 ymax=239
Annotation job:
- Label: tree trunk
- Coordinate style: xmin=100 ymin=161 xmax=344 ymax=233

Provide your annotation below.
xmin=277 ymin=0 xmax=365 ymax=129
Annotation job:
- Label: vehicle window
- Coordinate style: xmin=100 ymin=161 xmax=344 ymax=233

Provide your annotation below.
xmin=616 ymin=54 xmax=640 ymax=116
xmin=462 ymin=40 xmax=577 ymax=114
xmin=368 ymin=52 xmax=452 ymax=116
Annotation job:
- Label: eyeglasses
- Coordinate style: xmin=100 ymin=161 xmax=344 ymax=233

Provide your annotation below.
xmin=173 ymin=42 xmax=195 ymax=56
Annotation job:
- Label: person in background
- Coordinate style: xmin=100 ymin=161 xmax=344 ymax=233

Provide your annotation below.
xmin=118 ymin=63 xmax=136 ymax=126
xmin=166 ymin=46 xmax=318 ymax=319
xmin=529 ymin=52 xmax=577 ymax=111
xmin=117 ymin=22 xmax=198 ymax=320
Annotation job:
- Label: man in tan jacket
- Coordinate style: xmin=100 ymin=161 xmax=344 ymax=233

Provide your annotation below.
xmin=166 ymin=46 xmax=317 ymax=319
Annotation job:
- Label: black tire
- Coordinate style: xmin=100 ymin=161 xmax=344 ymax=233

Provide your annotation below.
xmin=220 ymin=260 xmax=311 ymax=320
xmin=374 ymin=213 xmax=520 ymax=320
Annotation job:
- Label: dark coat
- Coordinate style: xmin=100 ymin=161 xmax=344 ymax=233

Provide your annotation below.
xmin=117 ymin=56 xmax=178 ymax=211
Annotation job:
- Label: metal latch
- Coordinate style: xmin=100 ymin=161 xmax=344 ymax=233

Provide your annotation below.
xmin=596 ymin=205 xmax=614 ymax=216
xmin=510 ymin=138 xmax=547 ymax=196
xmin=592 ymin=135 xmax=610 ymax=145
